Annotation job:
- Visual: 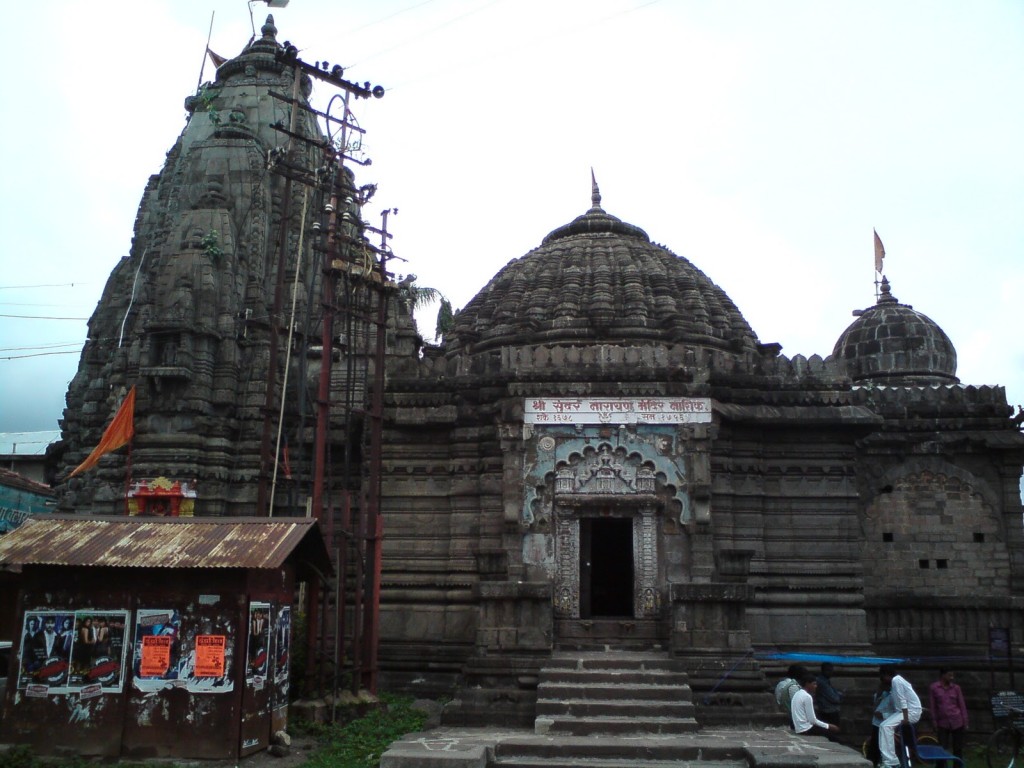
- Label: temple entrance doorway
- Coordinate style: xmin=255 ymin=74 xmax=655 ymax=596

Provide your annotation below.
xmin=580 ymin=517 xmax=634 ymax=618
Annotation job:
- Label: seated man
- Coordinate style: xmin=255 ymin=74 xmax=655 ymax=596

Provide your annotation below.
xmin=791 ymin=673 xmax=840 ymax=740
xmin=878 ymin=666 xmax=922 ymax=768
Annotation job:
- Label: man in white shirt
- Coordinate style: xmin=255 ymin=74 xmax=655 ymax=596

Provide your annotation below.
xmin=878 ymin=666 xmax=923 ymax=768
xmin=791 ymin=674 xmax=840 ymax=740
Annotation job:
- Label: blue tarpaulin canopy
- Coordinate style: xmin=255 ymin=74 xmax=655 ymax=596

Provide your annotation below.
xmin=757 ymin=652 xmax=906 ymax=665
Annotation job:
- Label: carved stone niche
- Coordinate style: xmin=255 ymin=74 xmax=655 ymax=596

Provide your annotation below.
xmin=550 ymin=443 xmax=669 ymax=620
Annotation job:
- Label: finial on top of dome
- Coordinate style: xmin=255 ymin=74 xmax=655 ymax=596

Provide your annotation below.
xmin=590 ymin=168 xmax=603 ymax=211
xmin=262 ymin=15 xmax=278 ymax=40
xmin=878 ymin=276 xmax=898 ymax=304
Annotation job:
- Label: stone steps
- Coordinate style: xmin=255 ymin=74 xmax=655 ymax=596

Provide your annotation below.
xmin=493 ymin=757 xmax=746 ymax=768
xmin=380 ymin=727 xmax=871 ymax=768
xmin=533 ymin=651 xmax=699 ymax=737
xmin=491 ymin=735 xmax=747 ymax=768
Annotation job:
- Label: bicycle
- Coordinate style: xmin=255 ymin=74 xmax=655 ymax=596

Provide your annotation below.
xmin=988 ymin=707 xmax=1024 ymax=768
xmin=983 ymin=712 xmax=1024 ymax=768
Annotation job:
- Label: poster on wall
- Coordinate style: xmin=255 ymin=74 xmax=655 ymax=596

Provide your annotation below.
xmin=131 ymin=609 xmax=234 ymax=693
xmin=246 ymin=601 xmax=271 ymax=688
xmin=18 ymin=610 xmax=129 ymax=694
xmin=132 ymin=609 xmax=184 ymax=692
xmin=17 ymin=611 xmax=72 ymax=690
xmin=67 ymin=611 xmax=130 ymax=691
xmin=272 ymin=605 xmax=291 ymax=709
xmin=194 ymin=635 xmax=226 ymax=677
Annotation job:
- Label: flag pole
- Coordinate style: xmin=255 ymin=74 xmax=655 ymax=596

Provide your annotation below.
xmin=873 ymin=229 xmax=886 ymax=302
xmin=124 ymin=437 xmax=133 ymax=516
xmin=196 ymin=11 xmax=215 ymax=94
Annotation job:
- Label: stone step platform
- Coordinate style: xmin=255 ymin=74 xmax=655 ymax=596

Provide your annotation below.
xmin=494 ymin=755 xmax=745 ymax=768
xmin=539 ymin=670 xmax=691 ymax=688
xmin=535 ymin=651 xmax=698 ymax=736
xmin=496 ymin=737 xmax=729 ymax=759
xmin=537 ymin=682 xmax=692 ymax=702
xmin=537 ymin=714 xmax=699 ymax=736
xmin=380 ymin=727 xmax=871 ymax=768
xmin=554 ymin=619 xmax=666 ymax=651
xmin=543 ymin=651 xmax=684 ymax=672
xmin=536 ymin=698 xmax=694 ymax=719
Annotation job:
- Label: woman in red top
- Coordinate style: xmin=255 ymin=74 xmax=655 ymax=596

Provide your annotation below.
xmin=929 ymin=668 xmax=969 ymax=764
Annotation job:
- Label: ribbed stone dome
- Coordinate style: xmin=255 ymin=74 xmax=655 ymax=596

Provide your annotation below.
xmin=832 ymin=278 xmax=958 ymax=384
xmin=445 ymin=182 xmax=759 ymax=356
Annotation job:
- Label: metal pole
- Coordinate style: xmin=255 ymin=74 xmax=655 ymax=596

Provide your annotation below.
xmin=360 ymin=209 xmax=393 ymax=693
xmin=257 ymin=63 xmax=303 ymax=517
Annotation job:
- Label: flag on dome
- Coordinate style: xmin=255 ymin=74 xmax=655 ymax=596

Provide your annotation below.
xmin=207 ymin=48 xmax=227 ymax=68
xmin=873 ymin=229 xmax=885 ymax=273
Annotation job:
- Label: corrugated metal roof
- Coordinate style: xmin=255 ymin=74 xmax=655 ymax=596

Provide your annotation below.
xmin=0 ymin=515 xmax=332 ymax=576
xmin=0 ymin=467 xmax=56 ymax=497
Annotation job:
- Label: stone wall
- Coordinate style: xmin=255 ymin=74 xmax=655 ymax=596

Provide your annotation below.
xmin=863 ymin=469 xmax=1011 ymax=599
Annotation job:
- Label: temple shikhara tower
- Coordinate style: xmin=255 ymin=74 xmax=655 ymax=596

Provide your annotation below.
xmin=54 ymin=18 xmax=1023 ymax=731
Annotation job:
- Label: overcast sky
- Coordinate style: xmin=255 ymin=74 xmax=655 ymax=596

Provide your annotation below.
xmin=1 ymin=0 xmax=1022 ymax=436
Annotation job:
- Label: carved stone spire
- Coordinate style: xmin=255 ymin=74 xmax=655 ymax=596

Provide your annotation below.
xmin=590 ymin=168 xmax=603 ymax=211
xmin=261 ymin=14 xmax=278 ymax=40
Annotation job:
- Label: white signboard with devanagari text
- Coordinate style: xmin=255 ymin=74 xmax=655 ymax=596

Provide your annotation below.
xmin=523 ymin=397 xmax=712 ymax=425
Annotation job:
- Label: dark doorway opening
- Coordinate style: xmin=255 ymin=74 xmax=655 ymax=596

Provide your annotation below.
xmin=580 ymin=516 xmax=634 ymax=618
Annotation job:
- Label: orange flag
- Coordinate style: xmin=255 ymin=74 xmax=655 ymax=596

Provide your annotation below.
xmin=873 ymin=229 xmax=885 ymax=273
xmin=68 ymin=386 xmax=136 ymax=478
xmin=206 ymin=47 xmax=228 ymax=68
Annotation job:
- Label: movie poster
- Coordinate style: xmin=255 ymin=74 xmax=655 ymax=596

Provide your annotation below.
xmin=246 ymin=601 xmax=271 ymax=688
xmin=67 ymin=611 xmax=129 ymax=692
xmin=17 ymin=611 xmax=72 ymax=691
xmin=18 ymin=610 xmax=129 ymax=694
xmin=272 ymin=605 xmax=291 ymax=709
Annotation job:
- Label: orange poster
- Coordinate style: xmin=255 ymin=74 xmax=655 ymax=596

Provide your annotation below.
xmin=194 ymin=635 xmax=226 ymax=678
xmin=140 ymin=635 xmax=172 ymax=677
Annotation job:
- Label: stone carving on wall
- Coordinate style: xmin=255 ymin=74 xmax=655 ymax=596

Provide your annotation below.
xmin=554 ymin=516 xmax=580 ymax=617
xmin=523 ymin=427 xmax=694 ymax=528
xmin=634 ymin=506 xmax=660 ymax=615
xmin=555 ymin=444 xmax=657 ymax=498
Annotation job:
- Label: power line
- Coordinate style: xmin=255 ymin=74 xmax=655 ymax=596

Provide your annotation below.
xmin=362 ymin=0 xmax=660 ymax=90
xmin=347 ymin=0 xmax=505 ymax=68
xmin=1 ymin=350 xmax=80 ymax=361
xmin=338 ymin=0 xmax=439 ymax=40
xmin=0 ymin=314 xmax=88 ymax=320
xmin=0 ymin=302 xmax=89 ymax=308
xmin=0 ymin=342 xmax=81 ymax=352
xmin=0 ymin=283 xmax=87 ymax=290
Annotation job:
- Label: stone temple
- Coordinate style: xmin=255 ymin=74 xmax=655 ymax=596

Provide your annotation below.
xmin=55 ymin=19 xmax=1024 ymax=727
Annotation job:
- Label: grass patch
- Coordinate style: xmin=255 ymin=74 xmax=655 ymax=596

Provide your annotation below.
xmin=301 ymin=694 xmax=428 ymax=768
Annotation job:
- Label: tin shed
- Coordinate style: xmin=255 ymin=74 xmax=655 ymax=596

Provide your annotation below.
xmin=0 ymin=515 xmax=332 ymax=760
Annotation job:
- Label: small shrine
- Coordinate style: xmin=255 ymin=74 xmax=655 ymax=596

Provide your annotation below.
xmin=126 ymin=477 xmax=196 ymax=517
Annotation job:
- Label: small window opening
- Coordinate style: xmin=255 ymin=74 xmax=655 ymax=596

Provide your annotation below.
xmin=974 ymin=532 xmax=985 ymax=543
xmin=918 ymin=559 xmax=930 ymax=569
xmin=882 ymin=532 xmax=894 ymax=543
xmin=936 ymin=559 xmax=949 ymax=569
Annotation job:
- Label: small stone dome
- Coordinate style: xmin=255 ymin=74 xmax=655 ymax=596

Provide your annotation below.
xmin=445 ymin=181 xmax=758 ymax=356
xmin=832 ymin=278 xmax=958 ymax=384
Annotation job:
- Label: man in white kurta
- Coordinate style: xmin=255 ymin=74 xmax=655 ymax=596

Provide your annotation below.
xmin=879 ymin=667 xmax=923 ymax=768
xmin=791 ymin=675 xmax=840 ymax=740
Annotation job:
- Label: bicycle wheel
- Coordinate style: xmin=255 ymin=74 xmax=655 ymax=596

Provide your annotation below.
xmin=988 ymin=726 xmax=1022 ymax=768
